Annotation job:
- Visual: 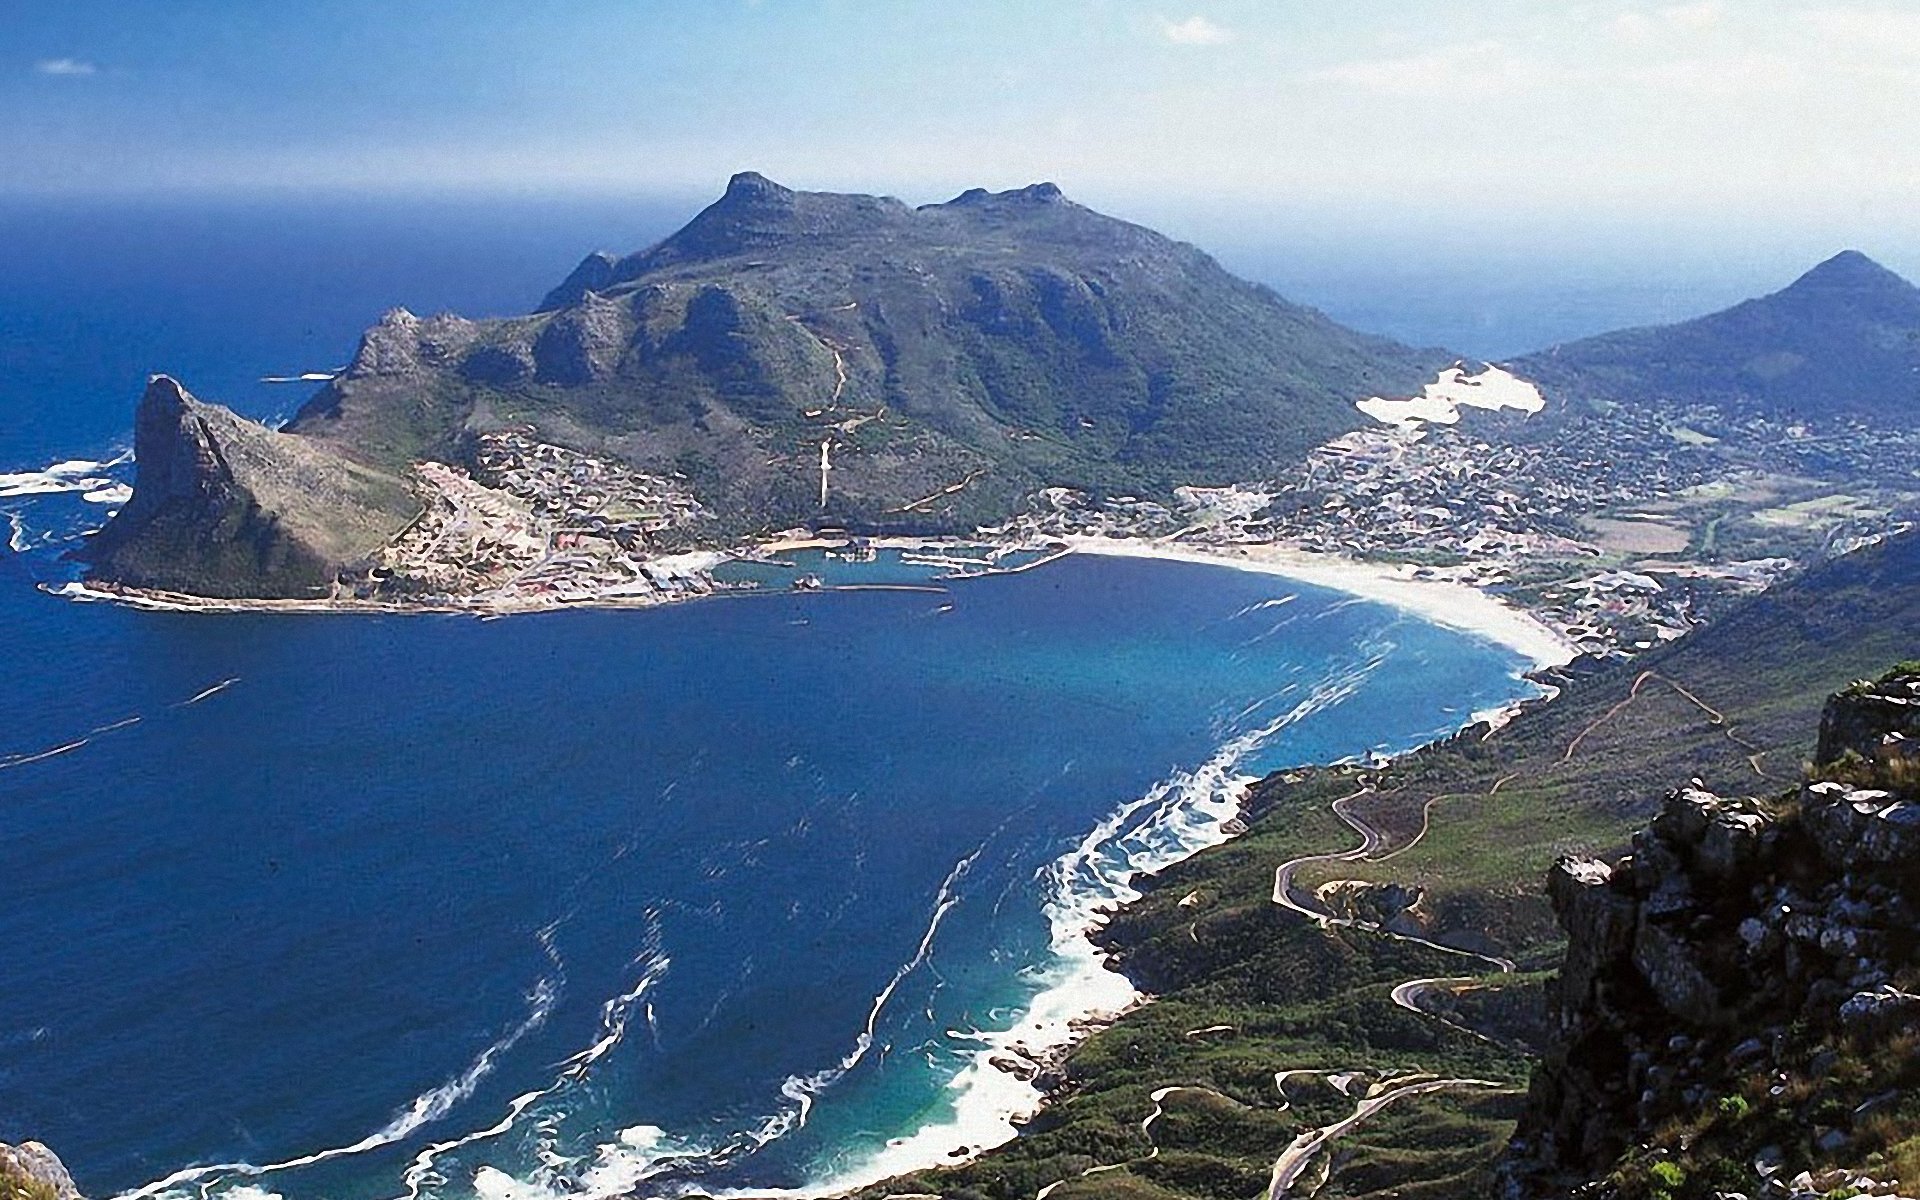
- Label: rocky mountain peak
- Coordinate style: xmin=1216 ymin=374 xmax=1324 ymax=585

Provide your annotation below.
xmin=1788 ymin=249 xmax=1915 ymax=298
xmin=946 ymin=181 xmax=1068 ymax=207
xmin=127 ymin=374 xmax=231 ymax=504
xmin=84 ymin=376 xmax=418 ymax=599
xmin=719 ymin=170 xmax=797 ymax=208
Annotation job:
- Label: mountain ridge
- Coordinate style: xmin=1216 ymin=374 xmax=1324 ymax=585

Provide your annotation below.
xmin=1518 ymin=249 xmax=1920 ymax=422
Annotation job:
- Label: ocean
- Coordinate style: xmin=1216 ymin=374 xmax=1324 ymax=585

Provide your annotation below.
xmin=1 ymin=193 xmax=1543 ymax=1200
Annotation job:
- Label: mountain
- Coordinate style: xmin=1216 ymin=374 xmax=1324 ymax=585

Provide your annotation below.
xmin=84 ymin=173 xmax=1448 ymax=598
xmin=1519 ymin=251 xmax=1920 ymax=423
xmin=857 ymin=530 xmax=1920 ymax=1200
xmin=80 ymin=376 xmax=416 ymax=599
xmin=292 ymin=172 xmax=1444 ymax=517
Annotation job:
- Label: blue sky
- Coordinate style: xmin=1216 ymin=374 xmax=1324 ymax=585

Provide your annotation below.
xmin=6 ymin=1 xmax=1918 ymax=261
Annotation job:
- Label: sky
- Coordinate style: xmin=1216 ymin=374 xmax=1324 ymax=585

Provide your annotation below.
xmin=5 ymin=1 xmax=1920 ymax=320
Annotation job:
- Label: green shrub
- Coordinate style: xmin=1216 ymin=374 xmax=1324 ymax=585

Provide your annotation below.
xmin=1648 ymin=1159 xmax=1688 ymax=1198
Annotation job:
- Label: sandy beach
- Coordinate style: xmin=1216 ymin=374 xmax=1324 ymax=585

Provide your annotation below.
xmin=1061 ymin=536 xmax=1578 ymax=672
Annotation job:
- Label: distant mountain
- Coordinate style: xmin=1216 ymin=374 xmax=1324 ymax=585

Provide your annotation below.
xmin=88 ymin=173 xmax=1446 ymax=597
xmin=1519 ymin=251 xmax=1920 ymax=422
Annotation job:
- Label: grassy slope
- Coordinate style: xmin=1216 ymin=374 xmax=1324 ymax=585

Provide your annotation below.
xmin=858 ymin=531 xmax=1920 ymax=1200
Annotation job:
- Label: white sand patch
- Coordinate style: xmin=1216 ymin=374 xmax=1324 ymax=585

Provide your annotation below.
xmin=1357 ymin=364 xmax=1544 ymax=429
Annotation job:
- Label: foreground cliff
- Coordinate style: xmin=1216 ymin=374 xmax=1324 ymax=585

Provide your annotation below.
xmin=81 ymin=376 xmax=418 ymax=599
xmin=1508 ymin=667 xmax=1920 ymax=1199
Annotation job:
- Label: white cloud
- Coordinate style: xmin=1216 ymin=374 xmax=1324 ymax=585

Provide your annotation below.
xmin=35 ymin=58 xmax=98 ymax=77
xmin=1612 ymin=1 xmax=1724 ymax=44
xmin=1798 ymin=7 xmax=1920 ymax=60
xmin=1161 ymin=15 xmax=1232 ymax=46
xmin=1312 ymin=40 xmax=1547 ymax=98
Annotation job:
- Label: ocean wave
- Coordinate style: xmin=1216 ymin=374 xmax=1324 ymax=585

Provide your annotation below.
xmin=0 ymin=673 xmax=238 ymax=775
xmin=0 ymin=451 xmax=132 ymax=500
xmin=775 ymin=651 xmax=1391 ymax=1198
xmin=112 ymin=965 xmax=563 ymax=1200
xmin=179 ymin=678 xmax=242 ymax=707
xmin=398 ymin=915 xmax=671 ymax=1200
xmin=452 ymin=848 xmax=993 ymax=1200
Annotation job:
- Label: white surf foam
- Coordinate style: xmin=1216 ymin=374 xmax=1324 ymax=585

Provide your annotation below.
xmin=83 ymin=483 xmax=134 ymax=505
xmin=777 ymin=653 xmax=1391 ymax=1197
xmin=261 ymin=371 xmax=341 ymax=383
xmin=0 ymin=451 xmax=132 ymax=499
xmin=399 ymin=922 xmax=673 ymax=1200
xmin=113 ymin=971 xmax=562 ymax=1200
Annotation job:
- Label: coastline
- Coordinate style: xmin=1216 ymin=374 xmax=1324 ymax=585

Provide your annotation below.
xmin=786 ymin=751 xmax=1268 ymax=1200
xmin=776 ymin=540 xmax=1573 ymax=1198
xmin=49 ymin=535 xmax=1577 ymax=678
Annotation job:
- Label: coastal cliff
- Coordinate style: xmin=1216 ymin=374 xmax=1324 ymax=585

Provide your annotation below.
xmin=80 ymin=375 xmax=418 ymax=599
xmin=1506 ymin=667 xmax=1920 ymax=1199
xmin=0 ymin=1141 xmax=82 ymax=1200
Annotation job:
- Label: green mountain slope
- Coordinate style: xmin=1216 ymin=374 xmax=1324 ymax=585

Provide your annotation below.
xmin=1518 ymin=251 xmax=1920 ymax=423
xmin=859 ymin=531 xmax=1919 ymax=1200
xmin=88 ymin=174 xmax=1451 ymax=597
xmin=287 ymin=173 xmax=1444 ymax=533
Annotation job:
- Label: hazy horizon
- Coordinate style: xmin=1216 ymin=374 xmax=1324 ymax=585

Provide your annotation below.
xmin=10 ymin=3 xmax=1917 ymax=237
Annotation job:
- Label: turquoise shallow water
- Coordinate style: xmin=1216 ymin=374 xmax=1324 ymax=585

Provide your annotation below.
xmin=0 ymin=194 xmax=1544 ymax=1200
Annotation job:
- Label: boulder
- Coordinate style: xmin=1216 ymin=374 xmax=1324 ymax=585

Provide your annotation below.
xmin=1838 ymin=985 xmax=1920 ymax=1035
xmin=0 ymin=1141 xmax=82 ymax=1200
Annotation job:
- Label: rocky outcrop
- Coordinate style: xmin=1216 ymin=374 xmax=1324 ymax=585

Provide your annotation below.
xmin=0 ymin=1140 xmax=83 ymax=1200
xmin=82 ymin=375 xmax=420 ymax=599
xmin=1506 ymin=669 xmax=1920 ymax=1200
xmin=1819 ymin=671 xmax=1920 ymax=765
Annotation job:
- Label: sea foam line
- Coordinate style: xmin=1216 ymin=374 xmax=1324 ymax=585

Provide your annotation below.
xmin=178 ymin=678 xmax=241 ymax=707
xmin=457 ymin=849 xmax=991 ymax=1200
xmin=396 ymin=915 xmax=671 ymax=1200
xmin=750 ymin=844 xmax=984 ymax=1146
xmin=1 ymin=674 xmax=245 ymax=775
xmin=114 ymin=971 xmax=564 ymax=1200
xmin=734 ymin=652 xmax=1392 ymax=1199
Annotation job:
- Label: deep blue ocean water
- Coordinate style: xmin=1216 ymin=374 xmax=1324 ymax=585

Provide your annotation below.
xmin=1 ymin=194 xmax=1542 ymax=1200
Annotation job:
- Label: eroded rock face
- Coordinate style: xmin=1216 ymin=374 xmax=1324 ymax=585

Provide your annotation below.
xmin=82 ymin=376 xmax=419 ymax=599
xmin=0 ymin=1140 xmax=83 ymax=1200
xmin=1505 ymin=673 xmax=1920 ymax=1199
